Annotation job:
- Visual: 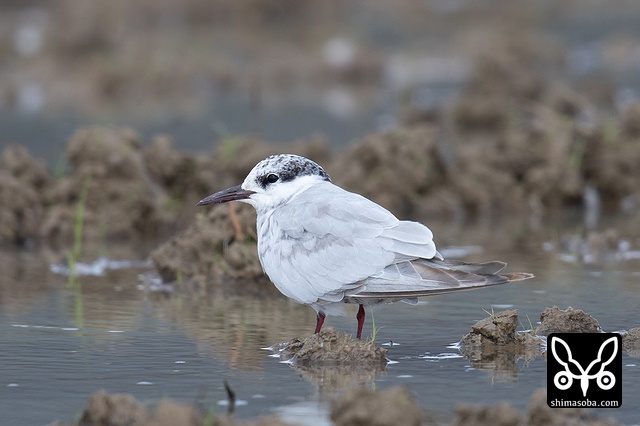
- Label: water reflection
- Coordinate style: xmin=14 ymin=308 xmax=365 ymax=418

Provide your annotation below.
xmin=153 ymin=291 xmax=317 ymax=370
xmin=0 ymin=249 xmax=52 ymax=314
xmin=460 ymin=342 xmax=542 ymax=382
xmin=289 ymin=363 xmax=384 ymax=395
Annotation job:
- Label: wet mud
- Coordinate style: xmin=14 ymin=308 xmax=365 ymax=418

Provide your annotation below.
xmin=536 ymin=306 xmax=601 ymax=335
xmin=277 ymin=328 xmax=388 ymax=368
xmin=42 ymin=127 xmax=167 ymax=245
xmin=62 ymin=389 xmax=290 ymax=426
xmin=459 ymin=307 xmax=637 ymax=383
xmin=331 ymin=386 xmax=428 ymax=426
xmin=261 ymin=328 xmax=388 ymax=393
xmin=0 ymin=128 xmax=326 ymax=250
xmin=149 ymin=202 xmax=264 ymax=291
xmin=0 ymin=145 xmax=52 ymax=244
xmin=621 ymin=327 xmax=640 ymax=357
xmin=64 ymin=383 xmax=621 ymax=426
xmin=459 ymin=309 xmax=543 ymax=380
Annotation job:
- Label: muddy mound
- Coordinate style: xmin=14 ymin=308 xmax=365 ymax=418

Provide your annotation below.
xmin=622 ymin=327 xmax=640 ymax=357
xmin=1 ymin=125 xmax=224 ymax=248
xmin=459 ymin=306 xmax=638 ymax=380
xmin=332 ymin=92 xmax=640 ymax=222
xmin=0 ymin=145 xmax=52 ymax=244
xmin=142 ymin=134 xmax=216 ymax=210
xmin=536 ymin=306 xmax=601 ymax=335
xmin=150 ymin=202 xmax=265 ymax=291
xmin=453 ymin=401 xmax=521 ymax=426
xmin=453 ymin=29 xmax=544 ymax=132
xmin=1 ymin=144 xmax=51 ymax=191
xmin=78 ymin=390 xmax=149 ymax=425
xmin=0 ymin=171 xmax=42 ymax=244
xmin=278 ymin=328 xmax=387 ymax=368
xmin=5 ymin=31 xmax=640 ymax=252
xmin=331 ymin=125 xmax=445 ymax=218
xmin=459 ymin=309 xmax=543 ymax=379
xmin=331 ymin=386 xmax=427 ymax=426
xmin=461 ymin=309 xmax=524 ymax=345
xmin=42 ymin=127 xmax=167 ymax=245
xmin=443 ymin=29 xmax=640 ymax=217
xmin=64 ymin=386 xmax=620 ymax=426
xmin=74 ymin=389 xmax=295 ymax=426
xmin=265 ymin=331 xmax=387 ymax=393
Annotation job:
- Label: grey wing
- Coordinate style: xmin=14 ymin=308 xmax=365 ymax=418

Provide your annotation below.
xmin=259 ymin=182 xmax=441 ymax=304
xmin=353 ymin=258 xmax=534 ymax=301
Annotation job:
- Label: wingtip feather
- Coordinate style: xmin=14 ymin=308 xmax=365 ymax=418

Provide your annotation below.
xmin=503 ymin=272 xmax=535 ymax=282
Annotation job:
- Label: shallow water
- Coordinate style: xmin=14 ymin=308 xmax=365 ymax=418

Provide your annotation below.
xmin=1 ymin=226 xmax=639 ymax=425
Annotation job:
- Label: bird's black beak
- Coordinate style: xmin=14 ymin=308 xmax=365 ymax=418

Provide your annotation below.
xmin=196 ymin=185 xmax=255 ymax=206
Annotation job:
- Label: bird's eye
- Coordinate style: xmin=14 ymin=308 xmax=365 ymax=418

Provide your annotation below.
xmin=266 ymin=173 xmax=279 ymax=184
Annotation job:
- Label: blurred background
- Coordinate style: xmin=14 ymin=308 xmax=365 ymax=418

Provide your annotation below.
xmin=3 ymin=0 xmax=640 ymax=159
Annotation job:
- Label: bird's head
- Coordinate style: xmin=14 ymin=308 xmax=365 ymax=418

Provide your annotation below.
xmin=197 ymin=154 xmax=331 ymax=211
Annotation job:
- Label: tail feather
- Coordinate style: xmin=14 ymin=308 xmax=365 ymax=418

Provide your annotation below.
xmin=502 ymin=272 xmax=535 ymax=282
xmin=421 ymin=258 xmax=507 ymax=275
xmin=349 ymin=259 xmax=533 ymax=302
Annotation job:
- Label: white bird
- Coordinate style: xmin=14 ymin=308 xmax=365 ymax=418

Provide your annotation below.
xmin=197 ymin=154 xmax=533 ymax=339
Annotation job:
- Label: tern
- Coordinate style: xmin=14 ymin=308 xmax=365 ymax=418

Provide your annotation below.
xmin=197 ymin=154 xmax=533 ymax=339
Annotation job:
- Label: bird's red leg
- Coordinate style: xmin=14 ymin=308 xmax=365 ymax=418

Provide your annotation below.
xmin=356 ymin=304 xmax=365 ymax=339
xmin=314 ymin=311 xmax=326 ymax=334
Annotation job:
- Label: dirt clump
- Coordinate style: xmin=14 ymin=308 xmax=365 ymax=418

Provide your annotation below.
xmin=61 ymin=386 xmax=622 ymax=426
xmin=78 ymin=390 xmax=149 ymax=425
xmin=279 ymin=327 xmax=387 ymax=369
xmin=330 ymin=386 xmax=427 ymax=426
xmin=0 ymin=170 xmax=41 ymax=244
xmin=452 ymin=401 xmax=520 ymax=426
xmin=71 ymin=389 xmax=294 ymax=426
xmin=42 ymin=127 xmax=167 ymax=246
xmin=536 ymin=306 xmax=601 ymax=336
xmin=142 ymin=134 xmax=216 ymax=215
xmin=331 ymin=125 xmax=446 ymax=218
xmin=270 ymin=328 xmax=389 ymax=392
xmin=453 ymin=29 xmax=544 ymax=132
xmin=1 ymin=144 xmax=52 ymax=191
xmin=621 ymin=327 xmax=640 ymax=357
xmin=0 ymin=145 xmax=52 ymax=244
xmin=150 ymin=202 xmax=266 ymax=292
xmin=439 ymin=29 xmax=640 ymax=218
xmin=461 ymin=309 xmax=522 ymax=345
xmin=459 ymin=309 xmax=543 ymax=376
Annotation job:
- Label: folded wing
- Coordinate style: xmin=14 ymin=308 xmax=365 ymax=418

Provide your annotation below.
xmin=354 ymin=258 xmax=533 ymax=301
xmin=259 ymin=181 xmax=531 ymax=305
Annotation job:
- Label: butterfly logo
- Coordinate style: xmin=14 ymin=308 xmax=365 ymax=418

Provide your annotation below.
xmin=551 ymin=335 xmax=618 ymax=397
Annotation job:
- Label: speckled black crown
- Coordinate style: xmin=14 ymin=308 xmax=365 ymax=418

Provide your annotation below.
xmin=255 ymin=154 xmax=331 ymax=188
